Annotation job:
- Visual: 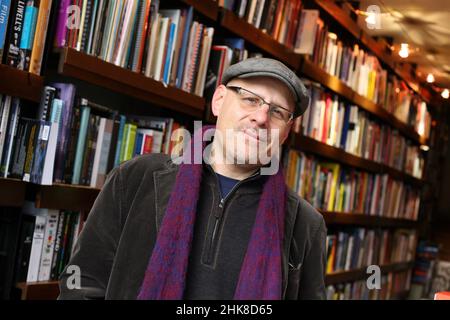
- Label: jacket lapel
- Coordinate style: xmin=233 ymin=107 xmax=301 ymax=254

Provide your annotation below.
xmin=153 ymin=165 xmax=178 ymax=232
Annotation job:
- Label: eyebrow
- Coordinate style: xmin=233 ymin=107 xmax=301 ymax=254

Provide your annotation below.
xmin=239 ymin=86 xmax=292 ymax=112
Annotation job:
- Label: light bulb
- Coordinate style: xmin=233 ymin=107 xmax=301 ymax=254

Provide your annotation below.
xmin=365 ymin=13 xmax=376 ymax=26
xmin=442 ymin=89 xmax=449 ymax=99
xmin=399 ymin=43 xmax=409 ymax=58
xmin=426 ymin=73 xmax=435 ymax=83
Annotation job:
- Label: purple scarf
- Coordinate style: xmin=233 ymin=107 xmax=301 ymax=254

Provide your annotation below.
xmin=137 ymin=126 xmax=287 ymax=300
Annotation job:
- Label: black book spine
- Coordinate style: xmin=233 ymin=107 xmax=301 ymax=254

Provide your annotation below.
xmin=84 ymin=115 xmax=100 ymax=186
xmin=63 ymin=103 xmax=81 ymax=184
xmin=4 ymin=0 xmax=26 ymax=68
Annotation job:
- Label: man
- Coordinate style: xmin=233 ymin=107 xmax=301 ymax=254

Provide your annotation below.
xmin=59 ymin=57 xmax=327 ymax=300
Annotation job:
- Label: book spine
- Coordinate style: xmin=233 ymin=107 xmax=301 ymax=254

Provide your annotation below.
xmin=54 ymin=0 xmax=70 ymax=46
xmin=38 ymin=209 xmax=59 ymax=281
xmin=0 ymin=0 xmax=12 ymax=61
xmin=50 ymin=211 xmax=64 ymax=280
xmin=26 ymin=212 xmax=47 ymax=282
xmin=51 ymin=83 xmax=75 ymax=183
xmin=63 ymin=104 xmax=81 ymax=183
xmin=18 ymin=0 xmax=37 ymax=71
xmin=29 ymin=0 xmax=53 ymax=75
xmin=5 ymin=0 xmax=26 ymax=67
xmin=71 ymin=101 xmax=90 ymax=185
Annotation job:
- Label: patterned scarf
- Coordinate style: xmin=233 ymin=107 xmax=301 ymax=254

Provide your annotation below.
xmin=137 ymin=125 xmax=287 ymax=300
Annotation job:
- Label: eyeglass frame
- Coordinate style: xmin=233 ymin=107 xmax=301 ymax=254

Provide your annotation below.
xmin=225 ymin=85 xmax=294 ymax=125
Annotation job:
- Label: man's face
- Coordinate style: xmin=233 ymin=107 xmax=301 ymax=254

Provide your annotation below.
xmin=211 ymin=76 xmax=295 ymax=167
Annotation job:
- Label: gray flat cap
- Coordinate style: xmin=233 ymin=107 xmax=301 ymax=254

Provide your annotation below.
xmin=221 ymin=57 xmax=310 ymax=117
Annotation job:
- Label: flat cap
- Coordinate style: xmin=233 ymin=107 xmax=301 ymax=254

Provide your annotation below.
xmin=221 ymin=57 xmax=310 ymax=117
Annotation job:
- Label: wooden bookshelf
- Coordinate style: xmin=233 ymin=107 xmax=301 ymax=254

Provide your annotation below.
xmin=325 ymin=261 xmax=414 ymax=285
xmin=16 ymin=281 xmax=59 ymax=300
xmin=313 ymin=0 xmax=434 ymax=106
xmin=0 ymin=178 xmax=27 ymax=207
xmin=219 ymin=9 xmax=301 ymax=70
xmin=180 ymin=0 xmax=219 ymax=20
xmin=56 ymin=47 xmax=205 ymax=118
xmin=290 ymin=134 xmax=424 ymax=188
xmin=300 ymin=57 xmax=428 ymax=146
xmin=15 ymin=281 xmax=411 ymax=300
xmin=321 ymin=211 xmax=418 ymax=229
xmin=34 ymin=183 xmax=100 ymax=212
xmin=0 ymin=64 xmax=44 ymax=103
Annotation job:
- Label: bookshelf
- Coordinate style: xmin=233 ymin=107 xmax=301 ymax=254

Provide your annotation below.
xmin=312 ymin=0 xmax=439 ymax=111
xmin=219 ymin=9 xmax=302 ymax=69
xmin=320 ymin=211 xmax=418 ymax=229
xmin=300 ymin=57 xmax=428 ymax=146
xmin=0 ymin=65 xmax=44 ymax=103
xmin=56 ymin=47 xmax=205 ymax=118
xmin=14 ymin=260 xmax=415 ymax=300
xmin=290 ymin=134 xmax=425 ymax=188
xmin=34 ymin=183 xmax=99 ymax=213
xmin=0 ymin=0 xmax=444 ymax=300
xmin=325 ymin=261 xmax=415 ymax=285
xmin=16 ymin=281 xmax=60 ymax=301
xmin=0 ymin=178 xmax=27 ymax=208
xmin=178 ymin=0 xmax=219 ymax=21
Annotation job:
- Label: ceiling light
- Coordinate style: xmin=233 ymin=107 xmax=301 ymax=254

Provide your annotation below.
xmin=365 ymin=12 xmax=377 ymax=26
xmin=442 ymin=89 xmax=449 ymax=99
xmin=426 ymin=74 xmax=435 ymax=83
xmin=399 ymin=43 xmax=409 ymax=58
xmin=420 ymin=145 xmax=429 ymax=152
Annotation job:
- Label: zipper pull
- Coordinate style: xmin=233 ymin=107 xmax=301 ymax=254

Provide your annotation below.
xmin=219 ymin=198 xmax=224 ymax=209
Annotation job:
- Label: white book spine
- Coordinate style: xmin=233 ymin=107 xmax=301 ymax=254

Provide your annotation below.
xmin=38 ymin=209 xmax=60 ymax=281
xmin=41 ymin=122 xmax=59 ymax=185
xmin=27 ymin=212 xmax=47 ymax=282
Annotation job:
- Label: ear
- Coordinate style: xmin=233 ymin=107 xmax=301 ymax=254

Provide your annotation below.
xmin=211 ymin=85 xmax=227 ymax=117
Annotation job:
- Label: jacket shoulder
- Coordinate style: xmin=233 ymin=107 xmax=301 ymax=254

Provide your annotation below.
xmin=117 ymin=153 xmax=176 ymax=179
xmin=287 ymin=189 xmax=325 ymax=231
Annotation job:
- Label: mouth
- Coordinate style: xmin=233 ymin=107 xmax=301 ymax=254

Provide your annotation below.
xmin=242 ymin=128 xmax=267 ymax=142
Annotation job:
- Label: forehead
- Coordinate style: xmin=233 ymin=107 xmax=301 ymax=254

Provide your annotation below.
xmin=227 ymin=76 xmax=296 ymax=111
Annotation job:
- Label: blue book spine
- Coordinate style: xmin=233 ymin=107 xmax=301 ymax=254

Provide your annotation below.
xmin=19 ymin=3 xmax=37 ymax=49
xmin=175 ymin=6 xmax=193 ymax=88
xmin=0 ymin=0 xmax=12 ymax=56
xmin=162 ymin=22 xmax=175 ymax=84
xmin=71 ymin=104 xmax=91 ymax=185
xmin=133 ymin=132 xmax=143 ymax=157
xmin=113 ymin=115 xmax=126 ymax=168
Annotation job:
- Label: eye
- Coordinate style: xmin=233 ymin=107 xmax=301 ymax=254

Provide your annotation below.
xmin=242 ymin=97 xmax=260 ymax=106
xmin=271 ymin=107 xmax=286 ymax=119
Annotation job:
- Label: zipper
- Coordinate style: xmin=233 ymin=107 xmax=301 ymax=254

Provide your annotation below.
xmin=204 ymin=170 xmax=259 ymax=265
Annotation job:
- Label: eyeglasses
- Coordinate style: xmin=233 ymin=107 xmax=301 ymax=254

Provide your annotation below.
xmin=226 ymin=86 xmax=294 ymax=125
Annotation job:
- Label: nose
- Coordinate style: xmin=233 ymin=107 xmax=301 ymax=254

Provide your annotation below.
xmin=250 ymin=103 xmax=270 ymax=126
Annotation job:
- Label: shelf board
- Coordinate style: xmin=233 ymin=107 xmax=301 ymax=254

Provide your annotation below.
xmin=290 ymin=134 xmax=424 ymax=188
xmin=320 ymin=211 xmax=418 ymax=229
xmin=57 ymin=47 xmax=205 ymax=118
xmin=0 ymin=64 xmax=43 ymax=102
xmin=17 ymin=281 xmax=59 ymax=300
xmin=181 ymin=0 xmax=218 ymax=20
xmin=325 ymin=261 xmax=414 ymax=285
xmin=300 ymin=58 xmax=428 ymax=146
xmin=0 ymin=178 xmax=27 ymax=207
xmin=219 ymin=9 xmax=301 ymax=69
xmin=34 ymin=183 xmax=100 ymax=212
xmin=290 ymin=134 xmax=382 ymax=173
